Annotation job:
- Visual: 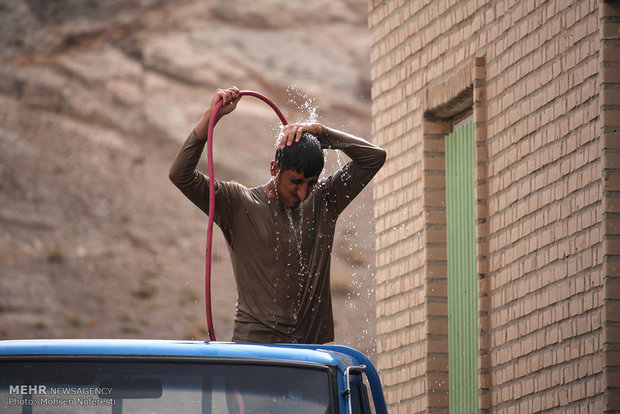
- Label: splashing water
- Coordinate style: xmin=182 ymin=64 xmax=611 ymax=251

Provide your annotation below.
xmin=275 ymin=84 xmax=319 ymax=321
xmin=275 ymin=202 xmax=307 ymax=329
xmin=266 ymin=85 xmax=378 ymax=353
xmin=285 ymin=208 xmax=303 ymax=251
xmin=286 ymin=84 xmax=319 ymax=124
xmin=272 ymin=85 xmax=320 ymax=156
xmin=334 ymin=149 xmax=346 ymax=169
xmin=268 ymin=176 xmax=284 ymax=305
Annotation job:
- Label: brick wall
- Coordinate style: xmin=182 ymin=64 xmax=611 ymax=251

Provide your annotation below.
xmin=368 ymin=0 xmax=614 ymax=412
xmin=601 ymin=2 xmax=620 ymax=411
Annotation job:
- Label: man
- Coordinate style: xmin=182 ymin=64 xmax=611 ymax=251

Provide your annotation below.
xmin=169 ymin=87 xmax=386 ymax=344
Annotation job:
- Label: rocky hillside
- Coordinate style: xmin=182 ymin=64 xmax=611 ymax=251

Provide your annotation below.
xmin=0 ymin=0 xmax=378 ymax=356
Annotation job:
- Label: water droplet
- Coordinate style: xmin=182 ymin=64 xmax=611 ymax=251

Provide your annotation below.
xmin=286 ymin=84 xmax=319 ymax=123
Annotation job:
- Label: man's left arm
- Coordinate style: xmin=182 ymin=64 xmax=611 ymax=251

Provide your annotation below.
xmin=319 ymin=126 xmax=386 ymax=213
xmin=319 ymin=125 xmax=386 ymax=178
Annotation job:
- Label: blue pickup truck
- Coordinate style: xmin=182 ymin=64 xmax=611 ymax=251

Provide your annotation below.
xmin=0 ymin=339 xmax=387 ymax=413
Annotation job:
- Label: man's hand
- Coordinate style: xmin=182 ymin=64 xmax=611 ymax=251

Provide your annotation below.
xmin=278 ymin=123 xmax=324 ymax=149
xmin=194 ymin=87 xmax=242 ymax=139
xmin=211 ymin=87 xmax=241 ymax=118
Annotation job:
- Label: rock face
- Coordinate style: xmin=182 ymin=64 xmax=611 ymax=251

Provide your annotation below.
xmin=0 ymin=0 xmax=377 ymax=356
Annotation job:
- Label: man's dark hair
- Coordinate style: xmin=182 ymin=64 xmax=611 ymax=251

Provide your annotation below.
xmin=275 ymin=132 xmax=324 ymax=178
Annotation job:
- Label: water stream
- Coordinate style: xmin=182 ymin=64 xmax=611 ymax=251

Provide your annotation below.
xmin=267 ymin=86 xmax=375 ymax=350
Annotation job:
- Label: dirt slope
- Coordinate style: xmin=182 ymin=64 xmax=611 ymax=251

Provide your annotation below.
xmin=0 ymin=0 xmax=378 ymax=357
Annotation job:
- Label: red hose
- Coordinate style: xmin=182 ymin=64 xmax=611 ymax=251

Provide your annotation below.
xmin=205 ymin=90 xmax=288 ymax=341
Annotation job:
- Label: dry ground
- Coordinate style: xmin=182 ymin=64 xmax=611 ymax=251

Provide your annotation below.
xmin=0 ymin=0 xmax=379 ymax=358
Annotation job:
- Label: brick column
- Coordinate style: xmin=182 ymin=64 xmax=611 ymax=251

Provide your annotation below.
xmin=473 ymin=55 xmax=491 ymax=413
xmin=422 ymin=117 xmax=450 ymax=412
xmin=601 ymin=2 xmax=620 ymax=412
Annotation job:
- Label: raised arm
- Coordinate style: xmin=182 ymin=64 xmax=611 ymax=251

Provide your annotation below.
xmin=193 ymin=87 xmax=242 ymax=139
xmin=279 ymin=122 xmax=386 ymax=174
xmin=169 ymin=87 xmax=241 ymax=212
xmin=279 ymin=123 xmax=386 ymax=214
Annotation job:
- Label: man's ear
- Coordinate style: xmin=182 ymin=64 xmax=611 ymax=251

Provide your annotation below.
xmin=270 ymin=161 xmax=280 ymax=177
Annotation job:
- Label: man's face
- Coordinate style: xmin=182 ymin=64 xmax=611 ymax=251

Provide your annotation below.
xmin=273 ymin=166 xmax=319 ymax=209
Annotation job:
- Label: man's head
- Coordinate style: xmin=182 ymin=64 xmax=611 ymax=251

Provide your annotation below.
xmin=270 ymin=132 xmax=324 ymax=208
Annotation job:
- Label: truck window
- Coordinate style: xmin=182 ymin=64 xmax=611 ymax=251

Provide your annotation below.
xmin=0 ymin=360 xmax=332 ymax=414
xmin=349 ymin=373 xmax=373 ymax=414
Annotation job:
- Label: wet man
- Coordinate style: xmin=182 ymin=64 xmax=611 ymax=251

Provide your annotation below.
xmin=169 ymin=87 xmax=386 ymax=344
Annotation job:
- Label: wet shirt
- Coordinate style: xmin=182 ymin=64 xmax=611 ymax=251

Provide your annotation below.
xmin=169 ymin=128 xmax=386 ymax=344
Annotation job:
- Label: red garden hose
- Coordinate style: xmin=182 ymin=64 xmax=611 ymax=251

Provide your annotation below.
xmin=205 ymin=90 xmax=288 ymax=341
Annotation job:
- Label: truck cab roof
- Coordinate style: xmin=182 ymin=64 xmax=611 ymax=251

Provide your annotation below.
xmin=0 ymin=339 xmax=387 ymax=414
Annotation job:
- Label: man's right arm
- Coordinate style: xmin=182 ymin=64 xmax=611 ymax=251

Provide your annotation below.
xmin=169 ymin=87 xmax=241 ymax=213
xmin=168 ymin=130 xmax=212 ymax=214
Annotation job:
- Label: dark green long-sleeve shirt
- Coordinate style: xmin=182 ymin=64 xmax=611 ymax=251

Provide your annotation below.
xmin=169 ymin=127 xmax=385 ymax=344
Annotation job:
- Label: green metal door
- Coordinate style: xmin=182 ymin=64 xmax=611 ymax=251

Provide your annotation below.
xmin=445 ymin=117 xmax=478 ymax=413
